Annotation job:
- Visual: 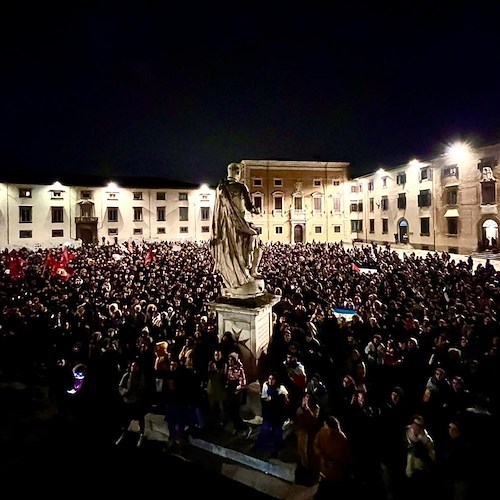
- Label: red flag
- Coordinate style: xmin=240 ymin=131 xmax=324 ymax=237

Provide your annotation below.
xmin=44 ymin=252 xmax=58 ymax=273
xmin=47 ymin=246 xmax=76 ymax=280
xmin=60 ymin=246 xmax=76 ymax=267
xmin=352 ymin=263 xmax=360 ymax=273
xmin=144 ymin=248 xmax=155 ymax=265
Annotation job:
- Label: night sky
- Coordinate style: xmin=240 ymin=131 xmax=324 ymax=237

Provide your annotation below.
xmin=2 ymin=4 xmax=500 ymax=186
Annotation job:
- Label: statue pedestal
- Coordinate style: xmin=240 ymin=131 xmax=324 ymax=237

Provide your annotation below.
xmin=209 ymin=292 xmax=281 ymax=383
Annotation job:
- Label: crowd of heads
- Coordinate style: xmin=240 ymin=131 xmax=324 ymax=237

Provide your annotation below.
xmin=1 ymin=240 xmax=499 ymax=494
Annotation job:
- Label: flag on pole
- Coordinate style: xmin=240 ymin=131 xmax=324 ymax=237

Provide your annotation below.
xmin=352 ymin=263 xmax=360 ymax=273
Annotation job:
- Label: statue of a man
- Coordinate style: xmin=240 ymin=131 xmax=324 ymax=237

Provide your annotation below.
xmin=210 ymin=162 xmax=263 ymax=294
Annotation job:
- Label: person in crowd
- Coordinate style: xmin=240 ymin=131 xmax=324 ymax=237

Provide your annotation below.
xmin=254 ymin=372 xmax=290 ymax=456
xmin=206 ymin=348 xmax=228 ymax=429
xmin=402 ymin=414 xmax=436 ymax=500
xmin=378 ymin=386 xmax=411 ymax=500
xmin=115 ymin=360 xmax=149 ymax=447
xmin=313 ymin=415 xmax=353 ymax=499
xmin=295 ymin=392 xmax=321 ymax=486
xmin=225 ymin=352 xmax=249 ymax=436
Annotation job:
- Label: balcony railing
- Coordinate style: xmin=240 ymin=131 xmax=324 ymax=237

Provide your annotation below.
xmin=75 ymin=216 xmax=98 ymax=223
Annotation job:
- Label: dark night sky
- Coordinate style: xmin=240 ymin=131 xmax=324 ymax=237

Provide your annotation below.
xmin=2 ymin=3 xmax=500 ymax=186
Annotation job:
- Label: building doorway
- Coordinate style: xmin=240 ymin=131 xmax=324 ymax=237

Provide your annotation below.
xmin=398 ymin=219 xmax=409 ymax=244
xmin=294 ymin=224 xmax=304 ymax=243
xmin=77 ymin=227 xmax=96 ymax=244
xmin=481 ymin=219 xmax=499 ymax=250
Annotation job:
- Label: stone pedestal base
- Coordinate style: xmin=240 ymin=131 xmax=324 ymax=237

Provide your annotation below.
xmin=221 ymin=278 xmax=265 ymax=299
xmin=209 ymin=292 xmax=281 ymax=382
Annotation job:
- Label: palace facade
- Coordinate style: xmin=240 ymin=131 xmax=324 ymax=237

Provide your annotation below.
xmin=1 ymin=140 xmax=499 ymax=254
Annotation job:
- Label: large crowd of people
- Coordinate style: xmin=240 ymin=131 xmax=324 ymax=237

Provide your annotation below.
xmin=1 ymin=240 xmax=499 ymax=499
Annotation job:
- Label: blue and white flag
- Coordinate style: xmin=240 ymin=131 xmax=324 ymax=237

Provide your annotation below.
xmin=333 ymin=308 xmax=358 ymax=321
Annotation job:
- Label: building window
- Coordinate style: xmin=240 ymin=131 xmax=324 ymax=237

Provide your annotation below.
xmin=51 ymin=207 xmax=64 ymax=223
xmin=179 ymin=207 xmax=188 ymax=221
xmin=397 ymin=193 xmax=406 ymax=209
xmin=253 ymin=195 xmax=263 ymax=212
xmin=200 ymin=206 xmax=210 ymax=221
xmin=382 ymin=218 xmax=388 ymax=234
xmin=368 ymin=180 xmax=374 ymax=191
xmin=180 ymin=226 xmax=188 ymax=233
xmin=133 ymin=192 xmax=143 ymax=200
xmin=201 ymin=226 xmax=210 ymax=233
xmin=418 ymin=190 xmax=431 ymax=207
xmin=108 ymin=228 xmax=118 ymax=236
xmin=333 ymin=180 xmax=340 ymax=186
xmin=350 ymin=203 xmax=359 ymax=212
xmin=253 ymin=178 xmax=262 ymax=187
xmin=332 ymin=196 xmax=341 ymax=213
xmin=369 ymin=198 xmax=374 ymax=212
xmin=133 ymin=228 xmax=143 ymax=235
xmin=19 ymin=188 xmax=32 ymax=198
xmin=442 ymin=165 xmax=458 ymax=178
xmin=382 ymin=177 xmax=388 ymax=188
xmin=275 ymin=226 xmax=283 ymax=234
xmin=350 ymin=185 xmax=358 ymax=193
xmin=274 ymin=179 xmax=283 ymax=187
xmin=314 ymin=179 xmax=322 ymax=187
xmin=313 ymin=196 xmax=323 ymax=212
xmin=19 ymin=230 xmax=32 ymax=238
xmin=369 ymin=219 xmax=375 ymax=233
xmin=420 ymin=217 xmax=430 ymax=236
xmin=446 ymin=187 xmax=458 ymax=205
xmin=157 ymin=207 xmax=166 ymax=221
xmin=481 ymin=182 xmax=496 ymax=205
xmin=156 ymin=192 xmax=166 ymax=200
xmin=157 ymin=227 xmax=166 ymax=234
xmin=107 ymin=192 xmax=118 ymax=200
xmin=52 ymin=229 xmax=64 ymax=237
xmin=351 ymin=220 xmax=362 ymax=233
xmin=179 ymin=192 xmax=188 ymax=201
xmin=133 ymin=207 xmax=143 ymax=221
xmin=447 ymin=218 xmax=459 ymax=235
xmin=107 ymin=207 xmax=118 ymax=222
xmin=19 ymin=206 xmax=32 ymax=223
xmin=314 ymin=226 xmax=322 ymax=234
xmin=396 ymin=172 xmax=406 ymax=185
xmin=274 ymin=196 xmax=283 ymax=211
xmin=334 ymin=225 xmax=341 ymax=233
xmin=381 ymin=196 xmax=389 ymax=211
xmin=80 ymin=190 xmax=92 ymax=199
xmin=294 ymin=197 xmax=303 ymax=210
xmin=254 ymin=226 xmax=262 ymax=234
xmin=50 ymin=190 xmax=63 ymax=199
xmin=420 ymin=167 xmax=431 ymax=181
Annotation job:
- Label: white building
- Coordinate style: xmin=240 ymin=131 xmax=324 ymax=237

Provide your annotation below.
xmin=1 ymin=139 xmax=499 ymax=255
xmin=0 ymin=175 xmax=214 ymax=249
xmin=350 ymin=141 xmax=499 ymax=254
